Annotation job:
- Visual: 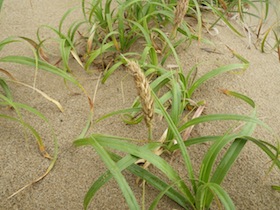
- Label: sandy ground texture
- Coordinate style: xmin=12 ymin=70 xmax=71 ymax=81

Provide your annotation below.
xmin=1 ymin=0 xmax=280 ymax=209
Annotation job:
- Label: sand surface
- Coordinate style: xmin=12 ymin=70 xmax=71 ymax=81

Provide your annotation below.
xmin=0 ymin=0 xmax=280 ymax=209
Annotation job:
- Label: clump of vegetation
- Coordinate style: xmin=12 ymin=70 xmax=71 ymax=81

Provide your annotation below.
xmin=0 ymin=0 xmax=279 ymax=209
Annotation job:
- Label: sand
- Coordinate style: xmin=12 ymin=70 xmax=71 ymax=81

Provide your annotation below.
xmin=0 ymin=0 xmax=280 ymax=209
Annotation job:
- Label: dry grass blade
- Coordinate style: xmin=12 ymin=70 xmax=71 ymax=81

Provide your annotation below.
xmin=5 ymin=120 xmax=59 ymax=199
xmin=172 ymin=0 xmax=189 ymax=39
xmin=218 ymin=0 xmax=228 ymax=11
xmin=71 ymin=50 xmax=84 ymax=68
xmin=182 ymin=105 xmax=205 ymax=140
xmin=135 ymin=129 xmax=168 ymax=185
xmin=10 ymin=80 xmax=64 ymax=112
xmin=7 ymin=138 xmax=58 ymax=199
xmin=0 ymin=68 xmax=18 ymax=81
xmin=126 ymin=60 xmax=154 ymax=139
xmin=19 ymin=37 xmax=49 ymax=62
xmin=87 ymin=24 xmax=96 ymax=54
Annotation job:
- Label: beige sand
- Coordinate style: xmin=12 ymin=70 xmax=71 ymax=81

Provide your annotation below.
xmin=0 ymin=0 xmax=280 ymax=209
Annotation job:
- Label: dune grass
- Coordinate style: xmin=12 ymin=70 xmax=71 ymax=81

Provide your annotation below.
xmin=1 ymin=0 xmax=280 ymax=209
xmin=0 ymin=36 xmax=78 ymax=198
xmin=72 ymin=1 xmax=279 ymax=209
xmin=74 ymin=58 xmax=279 ymax=209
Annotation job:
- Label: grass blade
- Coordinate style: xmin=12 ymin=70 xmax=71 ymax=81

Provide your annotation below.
xmin=149 ymin=184 xmax=174 ymax=210
xmin=245 ymin=137 xmax=280 ymax=169
xmin=207 ymin=183 xmax=235 ymax=210
xmin=152 ymin=28 xmax=181 ymax=68
xmin=179 ymin=113 xmax=268 ymax=132
xmin=0 ymin=56 xmax=81 ymax=86
xmin=85 ymin=41 xmax=115 ymax=71
xmin=8 ymin=129 xmax=58 ymax=199
xmin=0 ymin=114 xmax=50 ymax=158
xmin=166 ymin=80 xmax=182 ymax=141
xmin=59 ymin=39 xmax=71 ymax=72
xmin=58 ymin=7 xmax=78 ymax=35
xmin=0 ymin=78 xmax=13 ymax=100
xmin=0 ymin=37 xmax=20 ymax=50
xmin=76 ymin=134 xmax=189 ymax=209
xmin=10 ymin=80 xmax=64 ymax=112
xmin=202 ymin=110 xmax=258 ymax=207
xmin=76 ymin=133 xmax=195 ymax=206
xmin=222 ymin=89 xmax=255 ymax=108
xmin=102 ymin=61 xmax=123 ymax=83
xmin=199 ymin=110 xmax=257 ymax=183
xmin=152 ymin=90 xmax=196 ymax=201
xmin=81 ymin=154 xmax=138 ymax=210
xmin=188 ymin=63 xmax=247 ymax=96
xmin=206 ymin=2 xmax=244 ymax=37
xmin=109 ymin=152 xmax=189 ymax=209
xmin=83 ymin=136 xmax=140 ymax=210
xmin=210 ymin=138 xmax=246 ymax=184
xmin=169 ymin=136 xmax=222 ymax=151
xmin=272 ymin=185 xmax=280 ymax=191
xmin=0 ymin=0 xmax=3 ymax=11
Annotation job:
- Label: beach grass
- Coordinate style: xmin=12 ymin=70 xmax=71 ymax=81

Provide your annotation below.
xmin=1 ymin=0 xmax=279 ymax=209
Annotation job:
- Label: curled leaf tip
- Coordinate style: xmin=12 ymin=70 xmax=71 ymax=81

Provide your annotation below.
xmin=221 ymin=89 xmax=230 ymax=95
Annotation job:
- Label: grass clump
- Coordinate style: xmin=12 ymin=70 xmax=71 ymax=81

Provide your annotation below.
xmin=1 ymin=0 xmax=280 ymax=209
xmin=0 ymin=36 xmax=65 ymax=198
xmin=72 ymin=1 xmax=280 ymax=209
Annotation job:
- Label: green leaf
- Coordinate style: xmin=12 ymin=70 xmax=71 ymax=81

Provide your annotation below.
xmin=0 ymin=78 xmax=13 ymax=100
xmin=201 ymin=110 xmax=258 ymax=207
xmin=83 ymin=136 xmax=140 ymax=210
xmin=58 ymin=7 xmax=78 ymax=35
xmin=82 ymin=153 xmax=138 ymax=210
xmin=85 ymin=41 xmax=115 ymax=71
xmin=245 ymin=137 xmax=280 ymax=169
xmin=150 ymin=70 xmax=174 ymax=92
xmin=95 ymin=107 xmax=142 ymax=123
xmin=74 ymin=136 xmax=189 ymax=209
xmin=188 ymin=63 xmax=247 ymax=96
xmin=0 ymin=56 xmax=81 ymax=87
xmin=210 ymin=138 xmax=246 ymax=184
xmin=152 ymin=28 xmax=181 ymax=69
xmin=179 ymin=113 xmax=268 ymax=133
xmin=102 ymin=61 xmax=123 ymax=83
xmin=0 ymin=0 xmax=3 ymax=11
xmin=271 ymin=185 xmax=280 ymax=191
xmin=205 ymin=2 xmax=244 ymax=37
xmin=59 ymin=39 xmax=71 ymax=72
xmin=222 ymin=89 xmax=255 ymax=108
xmin=199 ymin=110 xmax=258 ymax=185
xmin=195 ymin=182 xmax=236 ymax=210
xmin=166 ymin=80 xmax=181 ymax=141
xmin=207 ymin=183 xmax=236 ymax=210
xmin=109 ymin=152 xmax=189 ymax=209
xmin=149 ymin=184 xmax=174 ymax=210
xmin=169 ymin=136 xmax=222 ymax=152
xmin=0 ymin=37 xmax=20 ymax=51
xmin=75 ymin=133 xmax=195 ymax=206
xmin=152 ymin=90 xmax=196 ymax=202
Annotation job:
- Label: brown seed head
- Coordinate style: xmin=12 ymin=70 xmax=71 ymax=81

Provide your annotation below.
xmin=174 ymin=0 xmax=189 ymax=28
xmin=126 ymin=60 xmax=154 ymax=128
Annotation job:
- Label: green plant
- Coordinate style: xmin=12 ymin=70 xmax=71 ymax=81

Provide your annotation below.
xmin=0 ymin=0 xmax=3 ymax=11
xmin=0 ymin=36 xmax=85 ymax=197
xmin=1 ymin=0 xmax=279 ymax=208
xmin=258 ymin=3 xmax=280 ymax=61
xmin=72 ymin=1 xmax=280 ymax=209
xmin=74 ymin=55 xmax=280 ymax=209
